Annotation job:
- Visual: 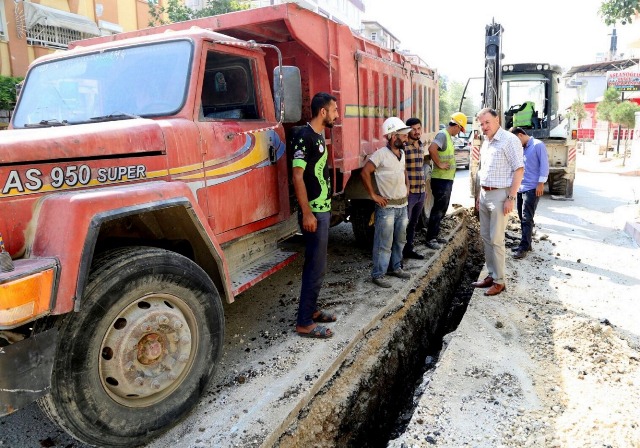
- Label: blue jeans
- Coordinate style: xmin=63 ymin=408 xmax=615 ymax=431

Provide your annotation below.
xmin=297 ymin=211 xmax=330 ymax=327
xmin=517 ymin=189 xmax=540 ymax=251
xmin=425 ymin=178 xmax=453 ymax=241
xmin=405 ymin=191 xmax=426 ymax=251
xmin=372 ymin=205 xmax=408 ymax=279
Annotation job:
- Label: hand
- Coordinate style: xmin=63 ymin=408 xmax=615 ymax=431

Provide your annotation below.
xmin=503 ymin=197 xmax=515 ymax=216
xmin=536 ymin=183 xmax=544 ymax=197
xmin=302 ymin=212 xmax=317 ymax=232
xmin=441 ymin=162 xmax=450 ymax=170
xmin=373 ymin=194 xmax=388 ymax=207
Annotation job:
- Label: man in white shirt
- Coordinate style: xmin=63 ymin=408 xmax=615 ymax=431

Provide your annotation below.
xmin=472 ymin=108 xmax=524 ymax=296
xmin=361 ymin=117 xmax=413 ymax=288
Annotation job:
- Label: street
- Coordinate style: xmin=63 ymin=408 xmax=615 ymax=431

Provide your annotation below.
xmin=1 ymin=156 xmax=638 ymax=447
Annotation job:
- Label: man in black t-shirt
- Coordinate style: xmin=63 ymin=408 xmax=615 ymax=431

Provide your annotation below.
xmin=291 ymin=92 xmax=339 ymax=338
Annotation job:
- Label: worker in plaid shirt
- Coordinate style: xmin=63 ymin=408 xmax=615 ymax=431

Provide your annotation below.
xmin=403 ymin=117 xmax=426 ymax=260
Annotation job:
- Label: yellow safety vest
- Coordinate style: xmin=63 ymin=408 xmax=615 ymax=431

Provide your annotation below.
xmin=432 ymin=131 xmax=456 ymax=180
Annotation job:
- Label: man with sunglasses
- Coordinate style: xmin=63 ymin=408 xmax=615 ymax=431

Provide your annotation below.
xmin=472 ymin=108 xmax=524 ymax=296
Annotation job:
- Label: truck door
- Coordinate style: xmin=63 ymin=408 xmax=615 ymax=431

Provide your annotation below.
xmin=195 ymin=46 xmax=281 ymax=236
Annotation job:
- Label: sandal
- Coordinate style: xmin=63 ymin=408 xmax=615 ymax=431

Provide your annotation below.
xmin=312 ymin=310 xmax=337 ymax=323
xmin=297 ymin=325 xmax=333 ymax=339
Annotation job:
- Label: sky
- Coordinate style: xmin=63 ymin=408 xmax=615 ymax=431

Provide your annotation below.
xmin=364 ymin=0 xmax=639 ymax=84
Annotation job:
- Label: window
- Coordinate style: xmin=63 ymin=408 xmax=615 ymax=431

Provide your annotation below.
xmin=0 ymin=2 xmax=6 ymax=40
xmin=200 ymin=52 xmax=260 ymax=120
xmin=12 ymin=40 xmax=193 ymax=128
xmin=27 ymin=25 xmax=87 ymax=49
xmin=23 ymin=2 xmax=101 ymax=49
xmin=370 ymin=32 xmax=377 ymax=42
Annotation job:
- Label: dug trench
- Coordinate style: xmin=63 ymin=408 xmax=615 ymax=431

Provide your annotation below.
xmin=268 ymin=209 xmax=484 ymax=447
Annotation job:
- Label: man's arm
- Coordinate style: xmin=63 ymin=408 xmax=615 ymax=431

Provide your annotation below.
xmin=536 ymin=141 xmax=550 ymax=197
xmin=292 ymin=166 xmax=317 ymax=232
xmin=361 ymin=160 xmax=387 ymax=207
xmin=504 ymin=167 xmax=524 ymax=215
xmin=428 ymin=142 xmax=450 ymax=170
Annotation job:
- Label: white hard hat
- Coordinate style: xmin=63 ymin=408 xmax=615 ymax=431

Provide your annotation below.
xmin=382 ymin=117 xmax=410 ymax=137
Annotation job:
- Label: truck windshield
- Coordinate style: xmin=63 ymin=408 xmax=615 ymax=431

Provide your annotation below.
xmin=12 ymin=40 xmax=193 ymax=128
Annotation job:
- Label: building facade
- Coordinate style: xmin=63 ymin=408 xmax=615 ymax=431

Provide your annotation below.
xmin=0 ymin=0 xmax=156 ymax=78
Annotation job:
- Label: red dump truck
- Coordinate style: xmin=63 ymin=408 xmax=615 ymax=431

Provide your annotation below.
xmin=0 ymin=4 xmax=437 ymax=446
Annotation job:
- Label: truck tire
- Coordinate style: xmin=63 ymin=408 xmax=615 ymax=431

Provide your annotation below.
xmin=548 ymin=172 xmax=567 ymax=196
xmin=39 ymin=247 xmax=224 ymax=447
xmin=351 ymin=200 xmax=375 ymax=248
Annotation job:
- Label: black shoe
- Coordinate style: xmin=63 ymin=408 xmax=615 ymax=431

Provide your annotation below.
xmin=425 ymin=239 xmax=441 ymax=250
xmin=513 ymin=248 xmax=527 ymax=259
xmin=403 ymin=249 xmax=425 ymax=260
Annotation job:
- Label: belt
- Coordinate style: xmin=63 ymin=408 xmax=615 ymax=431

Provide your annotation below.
xmin=481 ymin=186 xmax=505 ymax=191
xmin=386 ymin=197 xmax=408 ymax=206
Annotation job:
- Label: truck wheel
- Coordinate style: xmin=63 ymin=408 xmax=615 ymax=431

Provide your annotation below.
xmin=39 ymin=247 xmax=224 ymax=447
xmin=548 ymin=172 xmax=567 ymax=196
xmin=351 ymin=200 xmax=375 ymax=248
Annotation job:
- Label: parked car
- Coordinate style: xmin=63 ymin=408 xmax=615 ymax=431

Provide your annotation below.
xmin=453 ymin=136 xmax=470 ymax=169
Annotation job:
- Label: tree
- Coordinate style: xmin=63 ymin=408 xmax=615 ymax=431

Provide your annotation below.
xmin=569 ymin=98 xmax=587 ymax=153
xmin=148 ymin=0 xmax=250 ymax=26
xmin=0 ymin=76 xmax=24 ymax=111
xmin=438 ymin=77 xmax=471 ymax=126
xmin=610 ymin=100 xmax=640 ymax=165
xmin=596 ymin=87 xmax=621 ymax=158
xmin=599 ymin=0 xmax=640 ymax=25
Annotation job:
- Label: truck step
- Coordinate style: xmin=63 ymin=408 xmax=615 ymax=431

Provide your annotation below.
xmin=230 ymin=248 xmax=298 ymax=296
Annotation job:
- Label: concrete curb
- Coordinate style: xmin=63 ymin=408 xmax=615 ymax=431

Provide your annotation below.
xmin=624 ymin=220 xmax=640 ymax=247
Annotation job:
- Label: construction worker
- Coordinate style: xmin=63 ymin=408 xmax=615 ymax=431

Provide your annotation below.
xmin=424 ymin=112 xmax=468 ymax=250
xmin=361 ymin=117 xmax=412 ymax=288
xmin=403 ymin=117 xmax=427 ymax=260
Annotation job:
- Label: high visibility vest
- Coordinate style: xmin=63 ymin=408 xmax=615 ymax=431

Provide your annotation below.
xmin=432 ymin=130 xmax=456 ymax=180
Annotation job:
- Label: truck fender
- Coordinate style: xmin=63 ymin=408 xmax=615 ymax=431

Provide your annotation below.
xmin=28 ymin=181 xmax=231 ymax=315
xmin=344 ymin=167 xmax=376 ymax=201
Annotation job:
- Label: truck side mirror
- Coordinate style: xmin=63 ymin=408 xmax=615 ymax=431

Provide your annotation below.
xmin=274 ymin=66 xmax=302 ymax=123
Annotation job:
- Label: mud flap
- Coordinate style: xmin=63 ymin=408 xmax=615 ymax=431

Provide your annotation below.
xmin=0 ymin=328 xmax=57 ymax=416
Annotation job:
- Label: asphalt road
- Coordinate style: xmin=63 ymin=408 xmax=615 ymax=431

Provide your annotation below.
xmin=3 ymin=158 xmax=637 ymax=448
xmin=0 ymin=168 xmax=472 ymax=448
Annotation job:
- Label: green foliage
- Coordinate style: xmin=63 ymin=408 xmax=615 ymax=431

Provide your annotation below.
xmin=148 ymin=0 xmax=250 ymax=26
xmin=438 ymin=77 xmax=472 ymax=125
xmin=610 ymin=100 xmax=640 ymax=128
xmin=0 ymin=76 xmax=24 ymax=110
xmin=599 ymin=0 xmax=639 ymax=25
xmin=596 ymin=87 xmax=621 ymax=122
xmin=569 ymin=98 xmax=587 ymax=123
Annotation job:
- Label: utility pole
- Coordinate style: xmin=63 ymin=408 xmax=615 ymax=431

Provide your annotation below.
xmin=616 ymin=91 xmax=625 ymax=155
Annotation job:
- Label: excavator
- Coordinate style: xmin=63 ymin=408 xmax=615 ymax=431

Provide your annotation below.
xmin=469 ymin=20 xmax=576 ymax=201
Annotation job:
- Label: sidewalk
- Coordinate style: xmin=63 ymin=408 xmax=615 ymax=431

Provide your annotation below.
xmin=577 ymin=152 xmax=640 ymax=246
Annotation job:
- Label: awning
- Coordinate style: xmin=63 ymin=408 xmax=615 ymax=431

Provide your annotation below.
xmin=24 ymin=2 xmax=101 ymax=36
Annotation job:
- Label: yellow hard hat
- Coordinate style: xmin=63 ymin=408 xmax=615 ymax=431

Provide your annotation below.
xmin=450 ymin=112 xmax=467 ymax=132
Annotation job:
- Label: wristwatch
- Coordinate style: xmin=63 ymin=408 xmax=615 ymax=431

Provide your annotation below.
xmin=507 ymin=195 xmax=516 ymax=201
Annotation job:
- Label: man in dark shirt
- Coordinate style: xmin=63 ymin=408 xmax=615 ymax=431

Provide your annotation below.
xmin=291 ymin=92 xmax=339 ymax=338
